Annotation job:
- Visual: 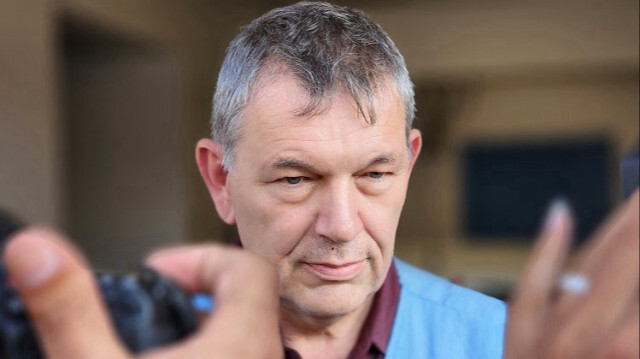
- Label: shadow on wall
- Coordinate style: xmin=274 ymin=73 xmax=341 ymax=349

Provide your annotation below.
xmin=61 ymin=19 xmax=187 ymax=270
xmin=0 ymin=210 xmax=23 ymax=246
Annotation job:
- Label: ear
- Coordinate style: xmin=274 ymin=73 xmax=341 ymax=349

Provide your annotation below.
xmin=195 ymin=139 xmax=235 ymax=224
xmin=407 ymin=129 xmax=422 ymax=172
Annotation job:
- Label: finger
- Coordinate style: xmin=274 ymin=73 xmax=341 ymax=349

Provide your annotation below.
xmin=569 ymin=190 xmax=638 ymax=278
xmin=584 ymin=294 xmax=639 ymax=359
xmin=145 ymin=245 xmax=263 ymax=298
xmin=600 ymin=295 xmax=639 ymax=359
xmin=545 ymin=193 xmax=639 ymax=358
xmin=504 ymin=201 xmax=573 ymax=359
xmin=144 ymin=246 xmax=203 ymax=292
xmin=552 ymin=191 xmax=638 ymax=323
xmin=146 ymin=245 xmax=280 ymax=323
xmin=550 ymin=191 xmax=638 ymax=328
xmin=144 ymin=245 xmax=283 ymax=359
xmin=3 ymin=228 xmax=128 ymax=359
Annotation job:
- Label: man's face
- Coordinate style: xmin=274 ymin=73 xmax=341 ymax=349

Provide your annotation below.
xmin=216 ymin=74 xmax=420 ymax=319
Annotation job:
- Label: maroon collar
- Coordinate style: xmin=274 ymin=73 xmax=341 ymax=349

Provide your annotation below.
xmin=285 ymin=261 xmax=401 ymax=359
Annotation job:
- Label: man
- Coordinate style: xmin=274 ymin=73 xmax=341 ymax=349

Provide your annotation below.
xmin=195 ymin=2 xmax=504 ymax=358
xmin=4 ymin=2 xmax=638 ymax=358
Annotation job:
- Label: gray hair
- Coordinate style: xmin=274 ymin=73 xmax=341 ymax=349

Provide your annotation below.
xmin=211 ymin=1 xmax=415 ymax=170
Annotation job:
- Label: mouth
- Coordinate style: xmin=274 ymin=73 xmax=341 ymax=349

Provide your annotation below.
xmin=303 ymin=260 xmax=365 ymax=281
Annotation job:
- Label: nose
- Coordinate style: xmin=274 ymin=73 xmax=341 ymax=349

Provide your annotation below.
xmin=314 ymin=178 xmax=364 ymax=242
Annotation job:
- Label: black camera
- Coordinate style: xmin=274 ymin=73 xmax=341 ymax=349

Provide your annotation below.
xmin=0 ymin=220 xmax=201 ymax=358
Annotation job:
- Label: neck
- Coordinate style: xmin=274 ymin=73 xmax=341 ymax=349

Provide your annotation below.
xmin=280 ymin=296 xmax=374 ymax=359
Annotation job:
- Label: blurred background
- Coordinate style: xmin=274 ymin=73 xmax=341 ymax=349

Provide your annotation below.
xmin=1 ymin=0 xmax=637 ymax=298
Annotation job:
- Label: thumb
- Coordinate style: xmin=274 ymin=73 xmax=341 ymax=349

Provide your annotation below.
xmin=3 ymin=228 xmax=129 ymax=359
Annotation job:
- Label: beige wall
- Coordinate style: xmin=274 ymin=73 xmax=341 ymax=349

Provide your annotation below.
xmin=369 ymin=0 xmax=638 ymax=80
xmin=0 ymin=0 xmax=59 ymax=226
xmin=63 ymin=42 xmax=187 ymax=268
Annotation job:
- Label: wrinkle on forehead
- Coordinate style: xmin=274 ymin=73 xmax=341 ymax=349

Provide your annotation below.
xmin=255 ymin=130 xmax=396 ymax=172
xmin=247 ymin=81 xmax=399 ymax=141
xmin=260 ymin=120 xmax=386 ymax=144
xmin=248 ymin=68 xmax=397 ymax=125
xmin=236 ymin=73 xmax=406 ymax=173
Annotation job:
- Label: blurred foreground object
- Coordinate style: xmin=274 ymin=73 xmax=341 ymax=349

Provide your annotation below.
xmin=0 ymin=262 xmax=198 ymax=358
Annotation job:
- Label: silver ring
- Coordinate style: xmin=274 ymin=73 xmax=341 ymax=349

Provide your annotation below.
xmin=558 ymin=272 xmax=590 ymax=296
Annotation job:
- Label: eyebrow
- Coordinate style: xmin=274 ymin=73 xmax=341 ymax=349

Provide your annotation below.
xmin=271 ymin=153 xmax=397 ymax=173
xmin=365 ymin=153 xmax=397 ymax=167
xmin=272 ymin=158 xmax=318 ymax=173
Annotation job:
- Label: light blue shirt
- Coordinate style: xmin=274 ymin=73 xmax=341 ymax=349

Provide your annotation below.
xmin=386 ymin=259 xmax=507 ymax=358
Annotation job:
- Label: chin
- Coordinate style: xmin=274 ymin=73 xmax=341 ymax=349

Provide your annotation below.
xmin=285 ymin=283 xmax=374 ymax=319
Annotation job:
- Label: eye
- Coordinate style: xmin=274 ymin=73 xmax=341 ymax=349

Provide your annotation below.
xmin=368 ymin=172 xmax=385 ymax=179
xmin=284 ymin=176 xmax=303 ymax=185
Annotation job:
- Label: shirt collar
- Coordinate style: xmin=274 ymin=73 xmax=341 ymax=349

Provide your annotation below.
xmin=346 ymin=260 xmax=401 ymax=358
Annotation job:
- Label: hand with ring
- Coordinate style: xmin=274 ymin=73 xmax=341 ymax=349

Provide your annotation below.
xmin=504 ymin=190 xmax=639 ymax=358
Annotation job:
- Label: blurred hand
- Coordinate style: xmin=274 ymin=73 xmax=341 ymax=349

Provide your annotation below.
xmin=3 ymin=229 xmax=283 ymax=359
xmin=505 ymin=190 xmax=639 ymax=359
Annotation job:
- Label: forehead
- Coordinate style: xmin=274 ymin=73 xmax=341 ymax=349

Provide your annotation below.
xmin=234 ymin=73 xmax=406 ymax=171
xmin=244 ymin=72 xmax=403 ymax=134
